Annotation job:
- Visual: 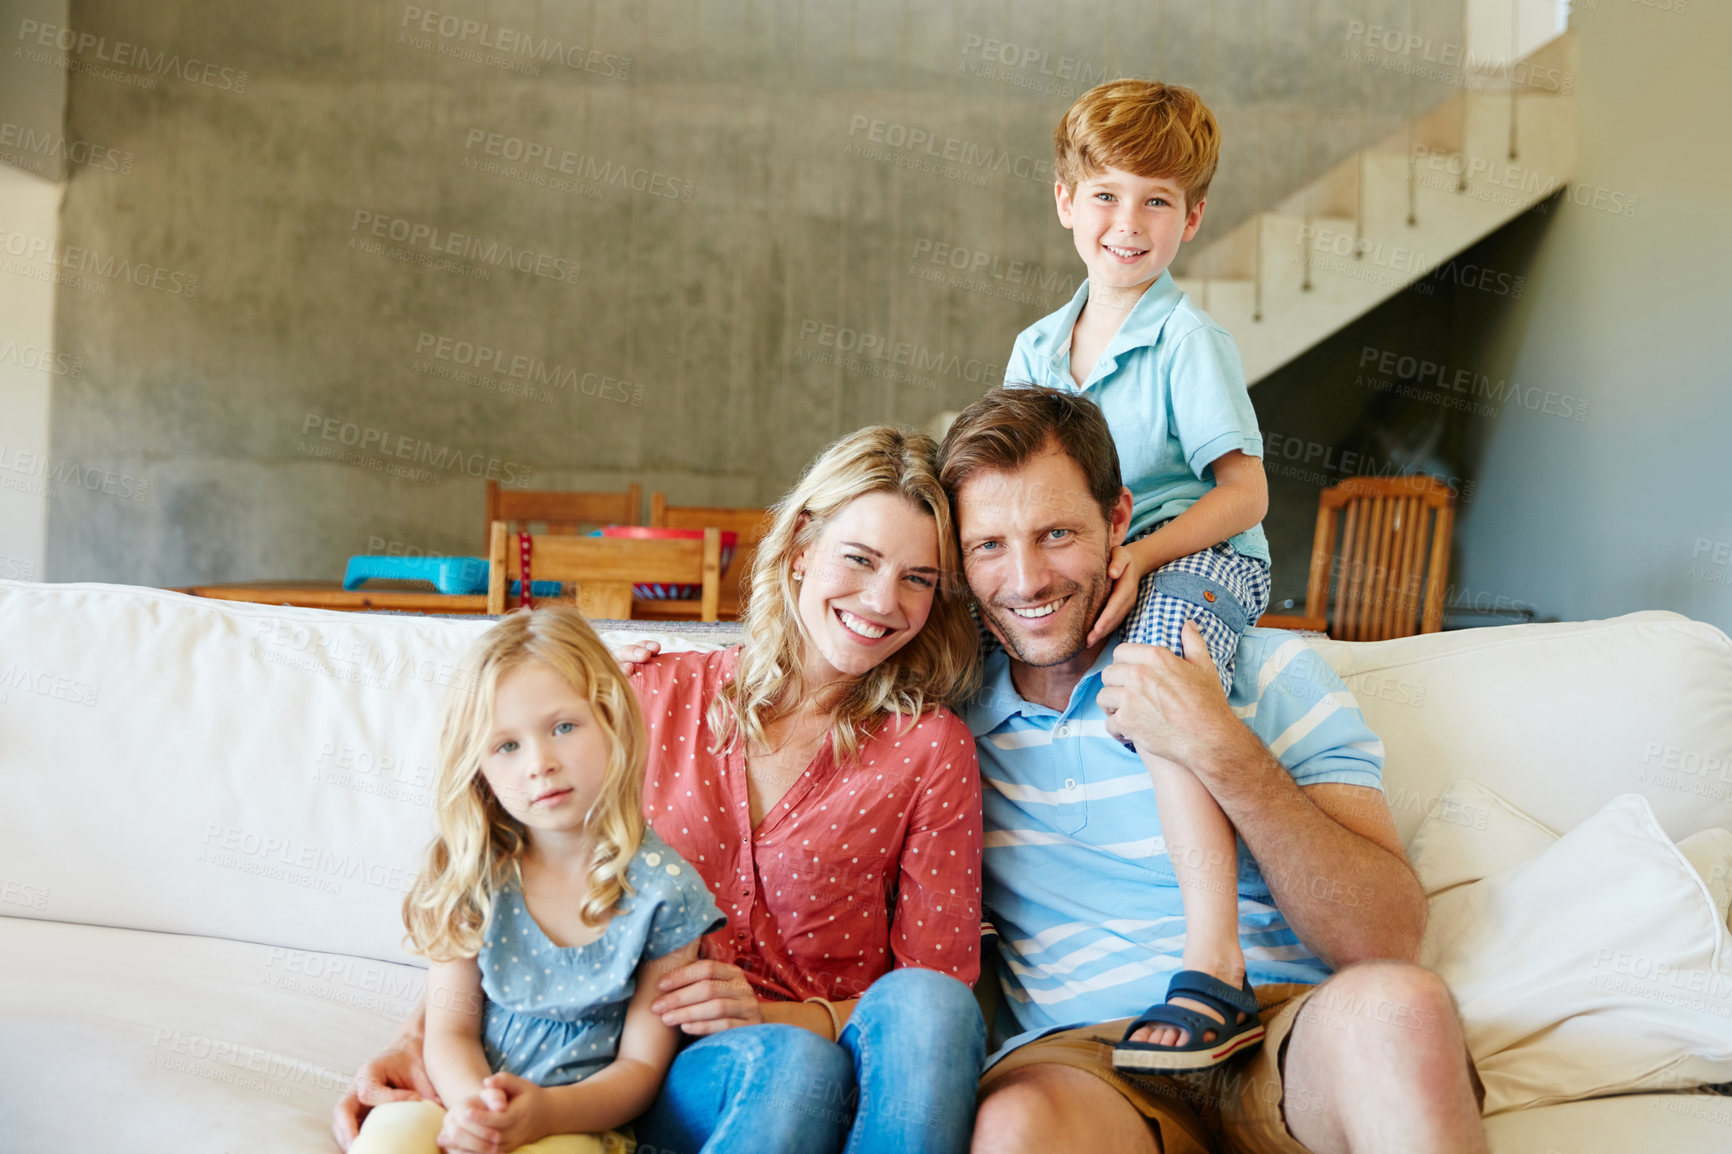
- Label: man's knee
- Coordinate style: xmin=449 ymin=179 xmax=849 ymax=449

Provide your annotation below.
xmin=1301 ymin=961 xmax=1463 ymax=1050
xmin=974 ymin=1065 xmax=1158 ymax=1154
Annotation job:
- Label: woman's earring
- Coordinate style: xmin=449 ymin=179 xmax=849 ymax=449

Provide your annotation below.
xmin=793 ymin=571 xmax=804 ymax=582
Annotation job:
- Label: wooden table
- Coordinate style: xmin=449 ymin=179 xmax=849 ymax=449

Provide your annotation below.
xmin=176 ymin=582 xmax=490 ymax=615
xmin=179 ymin=582 xmax=741 ymax=621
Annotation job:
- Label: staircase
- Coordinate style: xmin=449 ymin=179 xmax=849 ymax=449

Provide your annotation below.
xmin=1176 ymin=31 xmax=1577 ymax=385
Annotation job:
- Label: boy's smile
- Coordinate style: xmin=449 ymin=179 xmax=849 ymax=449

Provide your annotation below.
xmin=1056 ymin=165 xmax=1206 ymax=293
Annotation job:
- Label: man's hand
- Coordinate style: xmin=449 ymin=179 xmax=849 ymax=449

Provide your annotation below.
xmin=612 ymin=639 xmax=661 ymax=673
xmin=330 ymin=1036 xmax=442 ymax=1151
xmin=1097 ymin=621 xmax=1252 ymax=771
xmin=649 ymin=959 xmax=765 ymax=1035
xmin=1085 ymin=545 xmax=1144 ymax=647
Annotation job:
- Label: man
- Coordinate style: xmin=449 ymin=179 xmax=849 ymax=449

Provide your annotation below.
xmin=938 ymin=386 xmax=1485 ymax=1154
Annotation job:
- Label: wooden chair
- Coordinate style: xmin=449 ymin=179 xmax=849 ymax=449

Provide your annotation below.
xmin=486 ymin=521 xmax=721 ymax=621
xmin=643 ymin=494 xmax=773 ymax=620
xmin=1257 ymin=475 xmax=1456 ymax=641
xmin=483 ymin=481 xmax=641 ymax=551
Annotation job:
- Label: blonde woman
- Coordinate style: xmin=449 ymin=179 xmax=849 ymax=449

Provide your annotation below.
xmin=348 ymin=608 xmax=723 ymax=1154
xmin=338 ymin=427 xmax=987 ymax=1154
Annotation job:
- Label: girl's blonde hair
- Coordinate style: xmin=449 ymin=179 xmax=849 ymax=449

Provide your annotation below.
xmin=402 ymin=607 xmax=647 ymax=963
xmin=709 ymin=425 xmax=978 ymax=763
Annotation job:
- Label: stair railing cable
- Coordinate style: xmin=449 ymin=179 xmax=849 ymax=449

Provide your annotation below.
xmin=1253 ymin=0 xmax=1266 ymax=322
xmin=1301 ymin=0 xmax=1316 ymax=292
xmin=1353 ymin=0 xmax=1370 ymax=258
xmin=1508 ymin=0 xmax=1520 ymax=160
xmin=1405 ymin=0 xmax=1417 ymax=227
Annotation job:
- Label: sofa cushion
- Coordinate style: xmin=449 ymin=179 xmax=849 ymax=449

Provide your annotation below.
xmin=0 ymin=915 xmax=421 ymax=1152
xmin=1411 ymin=783 xmax=1732 ymax=1113
xmin=0 ymin=581 xmax=728 ymax=964
xmin=1304 ymin=612 xmax=1732 ymax=846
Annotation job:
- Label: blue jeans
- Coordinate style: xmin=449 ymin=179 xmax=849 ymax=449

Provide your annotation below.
xmin=633 ymin=968 xmax=986 ymax=1154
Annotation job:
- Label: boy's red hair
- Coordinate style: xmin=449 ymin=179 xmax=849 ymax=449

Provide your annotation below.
xmin=1054 ymin=80 xmax=1220 ymax=208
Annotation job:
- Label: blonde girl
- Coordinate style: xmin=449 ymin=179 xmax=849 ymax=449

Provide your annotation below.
xmin=349 ymin=608 xmax=722 ymax=1154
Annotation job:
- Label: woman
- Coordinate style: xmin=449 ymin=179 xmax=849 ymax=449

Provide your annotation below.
xmin=336 ymin=426 xmax=986 ymax=1154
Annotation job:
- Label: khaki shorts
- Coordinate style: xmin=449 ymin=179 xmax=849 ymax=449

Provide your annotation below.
xmin=977 ymin=983 xmax=1485 ymax=1154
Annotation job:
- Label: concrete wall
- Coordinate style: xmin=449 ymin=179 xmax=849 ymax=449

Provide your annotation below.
xmin=0 ymin=0 xmax=69 ymax=584
xmin=35 ymin=0 xmax=1464 ymax=585
xmin=1445 ymin=0 xmax=1732 ymax=633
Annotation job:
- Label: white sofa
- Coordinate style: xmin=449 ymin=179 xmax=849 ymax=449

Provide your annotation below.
xmin=3 ymin=580 xmax=1731 ymax=1151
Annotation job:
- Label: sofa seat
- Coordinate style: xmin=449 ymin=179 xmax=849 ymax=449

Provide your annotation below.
xmin=7 ymin=915 xmax=1730 ymax=1154
xmin=0 ymin=915 xmax=418 ymax=1150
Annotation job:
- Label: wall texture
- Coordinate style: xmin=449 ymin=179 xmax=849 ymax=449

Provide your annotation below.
xmin=37 ymin=0 xmax=1467 ymax=585
xmin=1444 ymin=0 xmax=1732 ymax=634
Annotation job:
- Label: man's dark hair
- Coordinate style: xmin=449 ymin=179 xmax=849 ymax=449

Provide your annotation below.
xmin=937 ymin=386 xmax=1124 ymax=525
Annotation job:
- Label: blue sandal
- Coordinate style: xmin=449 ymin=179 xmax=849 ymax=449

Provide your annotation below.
xmin=1112 ymin=970 xmax=1266 ymax=1074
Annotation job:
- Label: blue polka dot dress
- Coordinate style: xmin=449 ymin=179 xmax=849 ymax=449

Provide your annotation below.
xmin=479 ymin=826 xmax=725 ymax=1087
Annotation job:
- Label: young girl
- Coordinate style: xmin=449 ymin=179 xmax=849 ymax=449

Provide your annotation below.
xmin=349 ymin=607 xmax=723 ymax=1154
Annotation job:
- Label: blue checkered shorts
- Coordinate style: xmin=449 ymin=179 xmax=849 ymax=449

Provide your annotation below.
xmin=1124 ymin=526 xmax=1272 ymax=694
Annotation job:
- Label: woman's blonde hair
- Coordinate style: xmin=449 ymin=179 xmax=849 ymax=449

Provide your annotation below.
xmin=402 ymin=607 xmax=647 ymax=963
xmin=709 ymin=425 xmax=978 ymax=763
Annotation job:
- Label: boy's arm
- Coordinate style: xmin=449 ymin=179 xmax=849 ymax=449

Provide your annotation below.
xmin=1088 ymin=450 xmax=1268 ymax=645
xmin=1126 ymin=449 xmax=1267 ymax=572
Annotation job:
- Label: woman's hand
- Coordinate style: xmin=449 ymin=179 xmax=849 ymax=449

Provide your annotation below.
xmin=649 ymin=959 xmax=764 ymax=1035
xmin=437 ymin=1074 xmax=544 ymax=1154
xmin=330 ymin=1036 xmax=443 ymax=1151
xmin=612 ymin=639 xmax=662 ymax=673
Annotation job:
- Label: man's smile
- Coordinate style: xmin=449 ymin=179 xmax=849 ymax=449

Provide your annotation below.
xmin=1007 ymin=596 xmax=1068 ymax=620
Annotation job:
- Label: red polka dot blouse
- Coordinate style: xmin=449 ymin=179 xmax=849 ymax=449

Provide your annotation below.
xmin=631 ymin=648 xmax=983 ymax=1003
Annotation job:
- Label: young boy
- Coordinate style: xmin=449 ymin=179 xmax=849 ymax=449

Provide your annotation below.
xmin=1000 ymin=80 xmax=1271 ymax=1074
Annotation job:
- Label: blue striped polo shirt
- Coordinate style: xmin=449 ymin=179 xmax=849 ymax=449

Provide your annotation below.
xmin=966 ymin=629 xmax=1385 ymax=1057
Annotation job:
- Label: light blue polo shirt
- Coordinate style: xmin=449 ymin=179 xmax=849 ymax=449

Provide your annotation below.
xmin=1005 ymin=272 xmax=1269 ymax=563
xmin=966 ymin=629 xmax=1385 ymax=1058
